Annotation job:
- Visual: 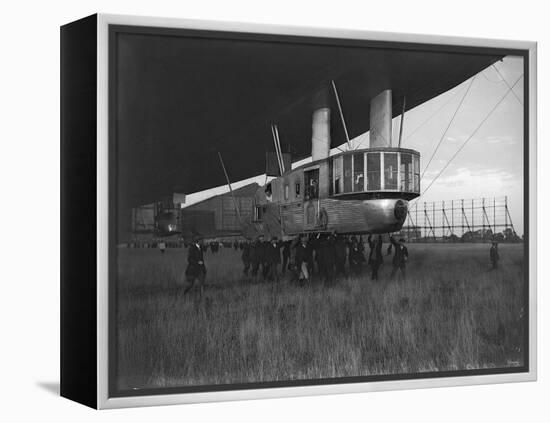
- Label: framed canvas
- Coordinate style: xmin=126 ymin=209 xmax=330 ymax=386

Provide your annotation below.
xmin=60 ymin=13 xmax=537 ymax=409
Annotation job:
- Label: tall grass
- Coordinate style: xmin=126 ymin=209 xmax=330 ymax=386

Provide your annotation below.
xmin=116 ymin=244 xmax=525 ymax=390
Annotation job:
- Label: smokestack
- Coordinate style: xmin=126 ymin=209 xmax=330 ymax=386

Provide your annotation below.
xmin=311 ymin=88 xmax=331 ymax=161
xmin=369 ymin=89 xmax=392 ymax=148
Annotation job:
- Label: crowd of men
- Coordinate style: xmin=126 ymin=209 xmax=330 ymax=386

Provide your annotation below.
xmin=184 ymin=232 xmax=504 ymax=295
xmin=237 ymin=233 xmax=409 ymax=285
xmin=183 ymin=232 xmax=410 ymax=294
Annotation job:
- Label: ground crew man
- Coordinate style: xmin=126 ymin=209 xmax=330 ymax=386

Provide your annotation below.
xmin=158 ymin=240 xmax=166 ymax=254
xmin=315 ymin=234 xmax=326 ymax=281
xmin=367 ymin=234 xmax=384 ymax=280
xmin=184 ymin=236 xmax=206 ymax=296
xmin=241 ymin=240 xmax=251 ymax=276
xmin=210 ymin=241 xmax=219 ymax=254
xmin=358 ymin=235 xmax=365 ymax=253
xmin=317 ymin=234 xmax=336 ymax=284
xmin=387 ymin=236 xmax=408 ymax=280
xmin=250 ymin=235 xmax=265 ymax=280
xmin=260 ymin=237 xmax=272 ymax=281
xmin=295 ymin=235 xmax=313 ymax=284
xmin=349 ymin=236 xmax=365 ymax=275
xmin=264 ymin=237 xmax=282 ymax=282
xmin=334 ymin=233 xmax=347 ymax=277
xmin=490 ymin=241 xmax=500 ymax=269
xmin=281 ymin=240 xmax=291 ymax=275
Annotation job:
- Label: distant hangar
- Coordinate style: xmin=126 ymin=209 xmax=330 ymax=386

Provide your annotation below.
xmin=130 ymin=183 xmax=259 ymax=242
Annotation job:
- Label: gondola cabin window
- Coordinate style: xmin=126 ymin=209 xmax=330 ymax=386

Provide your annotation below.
xmin=343 ymin=154 xmax=353 ymax=193
xmin=400 ymin=153 xmax=413 ymax=191
xmin=332 ymin=156 xmax=343 ymax=194
xmin=353 ymin=153 xmax=364 ymax=191
xmin=384 ymin=152 xmax=398 ymax=190
xmin=414 ymin=154 xmax=420 ymax=192
xmin=254 ymin=205 xmax=264 ymax=222
xmin=330 ymin=150 xmax=419 ymax=195
xmin=367 ymin=152 xmax=381 ymax=190
xmin=265 ymin=183 xmax=273 ymax=202
xmin=304 ymin=168 xmax=320 ymax=200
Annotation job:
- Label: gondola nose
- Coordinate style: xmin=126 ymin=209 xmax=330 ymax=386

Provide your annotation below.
xmin=361 ymin=198 xmax=408 ymax=234
xmin=394 ymin=199 xmax=408 ymax=220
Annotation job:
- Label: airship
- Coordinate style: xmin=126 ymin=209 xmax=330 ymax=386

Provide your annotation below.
xmin=246 ymin=86 xmax=419 ymax=239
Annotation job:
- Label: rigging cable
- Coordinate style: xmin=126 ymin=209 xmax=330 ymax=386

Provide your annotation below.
xmin=398 ymin=96 xmax=406 ymax=148
xmin=402 ymin=80 xmax=470 ymax=145
xmin=420 ymin=75 xmax=476 ymax=180
xmin=264 ymin=151 xmax=269 ymax=185
xmin=414 ymin=73 xmax=523 ymax=203
xmin=270 ymin=123 xmax=284 ymax=175
xmin=331 ymin=80 xmax=352 ymax=150
xmin=492 ymin=64 xmax=523 ymax=106
xmin=274 ymin=123 xmax=286 ymax=173
xmin=217 ymin=151 xmax=243 ymax=224
xmin=481 ymin=69 xmax=503 ymax=84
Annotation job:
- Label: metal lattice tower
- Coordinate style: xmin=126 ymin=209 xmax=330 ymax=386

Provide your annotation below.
xmin=399 ymin=196 xmax=518 ymax=242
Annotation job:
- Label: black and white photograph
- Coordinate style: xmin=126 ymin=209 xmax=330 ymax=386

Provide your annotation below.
xmin=109 ymin=22 xmax=530 ymax=396
xmin=3 ymin=0 xmax=549 ymax=419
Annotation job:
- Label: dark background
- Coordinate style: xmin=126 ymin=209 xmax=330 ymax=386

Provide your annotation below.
xmin=111 ymin=25 xmax=504 ymax=242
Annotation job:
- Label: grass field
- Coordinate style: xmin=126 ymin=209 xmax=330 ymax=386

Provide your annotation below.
xmin=116 ymin=243 xmax=526 ymax=390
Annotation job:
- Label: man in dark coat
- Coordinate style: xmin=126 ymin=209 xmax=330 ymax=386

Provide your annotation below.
xmin=334 ymin=234 xmax=347 ymax=277
xmin=294 ymin=235 xmax=313 ymax=284
xmin=309 ymin=235 xmax=321 ymax=276
xmin=264 ymin=237 xmax=282 ymax=282
xmin=260 ymin=237 xmax=271 ymax=281
xmin=326 ymin=234 xmax=336 ymax=281
xmin=210 ymin=241 xmax=219 ymax=254
xmin=317 ymin=234 xmax=336 ymax=284
xmin=358 ymin=235 xmax=365 ymax=253
xmin=184 ymin=236 xmax=206 ymax=295
xmin=250 ymin=235 xmax=264 ymax=280
xmin=241 ymin=240 xmax=251 ymax=276
xmin=281 ymin=240 xmax=291 ymax=275
xmin=367 ymin=234 xmax=384 ymax=280
xmin=349 ymin=237 xmax=365 ymax=276
xmin=315 ymin=234 xmax=326 ymax=280
xmin=490 ymin=241 xmax=500 ymax=269
xmin=387 ymin=236 xmax=408 ymax=280
xmin=158 ymin=240 xmax=166 ymax=254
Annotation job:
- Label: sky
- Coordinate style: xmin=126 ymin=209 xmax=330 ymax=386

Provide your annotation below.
xmin=184 ymin=56 xmax=525 ymax=235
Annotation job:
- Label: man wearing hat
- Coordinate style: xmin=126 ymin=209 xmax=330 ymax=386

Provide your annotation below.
xmin=317 ymin=233 xmax=336 ymax=284
xmin=184 ymin=235 xmax=206 ymax=295
xmin=295 ymin=234 xmax=313 ymax=284
xmin=264 ymin=236 xmax=282 ymax=282
xmin=158 ymin=239 xmax=166 ymax=254
xmin=334 ymin=232 xmax=347 ymax=277
xmin=281 ymin=240 xmax=292 ymax=275
xmin=349 ymin=236 xmax=365 ymax=276
xmin=241 ymin=239 xmax=252 ymax=276
xmin=387 ymin=236 xmax=408 ymax=280
xmin=250 ymin=234 xmax=265 ymax=281
xmin=490 ymin=240 xmax=500 ymax=270
xmin=367 ymin=234 xmax=384 ymax=281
